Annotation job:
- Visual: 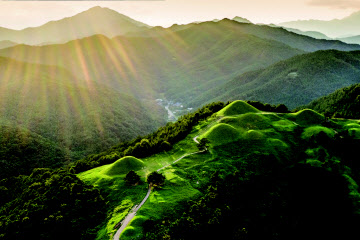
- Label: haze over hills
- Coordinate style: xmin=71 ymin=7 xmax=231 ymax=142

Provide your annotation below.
xmin=280 ymin=11 xmax=360 ymax=38
xmin=187 ymin=50 xmax=360 ymax=109
xmin=0 ymin=6 xmax=149 ymax=45
xmin=280 ymin=27 xmax=330 ymax=40
xmin=0 ymin=21 xmax=305 ymax=100
xmin=338 ymin=35 xmax=360 ymax=45
xmin=0 ymin=56 xmax=166 ymax=162
xmin=232 ymin=16 xmax=252 ymax=23
xmin=0 ymin=40 xmax=18 ymax=49
xmin=1 ymin=18 xmax=359 ymax=108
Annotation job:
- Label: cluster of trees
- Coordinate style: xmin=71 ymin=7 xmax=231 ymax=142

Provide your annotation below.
xmin=142 ymin=164 xmax=359 ymax=240
xmin=245 ymin=101 xmax=289 ymax=113
xmin=302 ymin=83 xmax=360 ymax=119
xmin=71 ymin=102 xmax=226 ymax=173
xmin=125 ymin=170 xmax=141 ymax=186
xmin=147 ymin=172 xmax=166 ymax=187
xmin=0 ymin=124 xmax=66 ymax=179
xmin=125 ymin=170 xmax=166 ymax=187
xmin=0 ymin=168 xmax=106 ymax=239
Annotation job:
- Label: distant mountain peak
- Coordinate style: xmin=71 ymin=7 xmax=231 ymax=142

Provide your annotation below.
xmin=0 ymin=6 xmax=150 ymax=45
xmin=232 ymin=16 xmax=252 ymax=24
xmin=345 ymin=10 xmax=360 ymax=20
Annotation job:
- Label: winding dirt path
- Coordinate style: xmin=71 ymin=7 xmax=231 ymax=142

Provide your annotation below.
xmin=113 ymin=186 xmax=152 ymax=240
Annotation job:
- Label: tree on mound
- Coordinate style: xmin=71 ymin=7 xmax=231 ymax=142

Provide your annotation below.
xmin=197 ymin=138 xmax=210 ymax=151
xmin=147 ymin=171 xmax=165 ymax=187
xmin=125 ymin=170 xmax=141 ymax=186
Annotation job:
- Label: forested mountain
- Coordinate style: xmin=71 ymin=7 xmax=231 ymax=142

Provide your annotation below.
xmin=279 ymin=27 xmax=331 ymax=40
xmin=300 ymin=83 xmax=360 ymax=119
xmin=1 ymin=19 xmax=360 ymax=107
xmin=0 ymin=56 xmax=166 ymax=161
xmin=0 ymin=21 xmax=305 ymax=100
xmin=0 ymin=123 xmax=66 ymax=179
xmin=0 ymin=7 xmax=149 ymax=45
xmin=187 ymin=50 xmax=360 ymax=109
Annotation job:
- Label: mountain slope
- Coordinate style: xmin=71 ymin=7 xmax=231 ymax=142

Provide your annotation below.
xmin=301 ymin=83 xmax=360 ymax=119
xmin=0 ymin=6 xmax=150 ymax=45
xmin=0 ymin=21 xmax=305 ymax=101
xmin=129 ymin=19 xmax=360 ymax=52
xmin=188 ymin=50 xmax=360 ymax=109
xmin=2 ymin=19 xmax=359 ymax=106
xmin=281 ymin=27 xmax=331 ymax=40
xmin=280 ymin=11 xmax=360 ymax=38
xmin=0 ymin=56 xmax=166 ymax=160
xmin=339 ymin=35 xmax=360 ymax=45
xmin=0 ymin=40 xmax=18 ymax=49
xmin=0 ymin=123 xmax=66 ymax=179
xmin=74 ymin=101 xmax=360 ymax=240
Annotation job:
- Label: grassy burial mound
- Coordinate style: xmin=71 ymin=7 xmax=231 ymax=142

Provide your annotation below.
xmin=105 ymin=156 xmax=145 ymax=176
xmin=202 ymin=123 xmax=241 ymax=146
xmin=301 ymin=126 xmax=335 ymax=140
xmin=288 ymin=109 xmax=325 ymax=126
xmin=217 ymin=100 xmax=260 ymax=116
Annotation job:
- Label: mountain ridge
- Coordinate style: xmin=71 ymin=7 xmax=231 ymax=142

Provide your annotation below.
xmin=279 ymin=10 xmax=360 ymax=38
xmin=0 ymin=6 xmax=150 ymax=45
xmin=186 ymin=50 xmax=360 ymax=109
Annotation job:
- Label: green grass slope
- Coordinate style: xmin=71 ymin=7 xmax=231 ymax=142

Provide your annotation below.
xmin=288 ymin=109 xmax=325 ymax=126
xmin=105 ymin=157 xmax=145 ymax=176
xmin=217 ymin=100 xmax=260 ymax=116
xmin=77 ymin=101 xmax=360 ymax=240
xmin=202 ymin=123 xmax=241 ymax=146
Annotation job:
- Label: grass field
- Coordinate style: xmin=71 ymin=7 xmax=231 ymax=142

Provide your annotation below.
xmin=78 ymin=101 xmax=360 ymax=239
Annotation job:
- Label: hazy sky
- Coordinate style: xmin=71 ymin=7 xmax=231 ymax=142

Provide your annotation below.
xmin=0 ymin=0 xmax=359 ymax=30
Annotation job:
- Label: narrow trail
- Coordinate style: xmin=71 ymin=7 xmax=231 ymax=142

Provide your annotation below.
xmin=113 ymin=186 xmax=152 ymax=240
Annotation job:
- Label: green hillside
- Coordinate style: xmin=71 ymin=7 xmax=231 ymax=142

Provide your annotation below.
xmin=300 ymin=83 xmax=360 ymax=119
xmin=0 ymin=123 xmax=66 ymax=179
xmin=0 ymin=56 xmax=166 ymax=162
xmin=0 ymin=23 xmax=304 ymax=101
xmin=2 ymin=19 xmax=360 ymax=109
xmin=71 ymin=101 xmax=360 ymax=240
xmin=189 ymin=50 xmax=360 ymax=109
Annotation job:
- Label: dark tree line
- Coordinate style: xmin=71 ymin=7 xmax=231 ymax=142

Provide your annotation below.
xmin=0 ymin=168 xmax=106 ymax=240
xmin=300 ymin=83 xmax=360 ymax=119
